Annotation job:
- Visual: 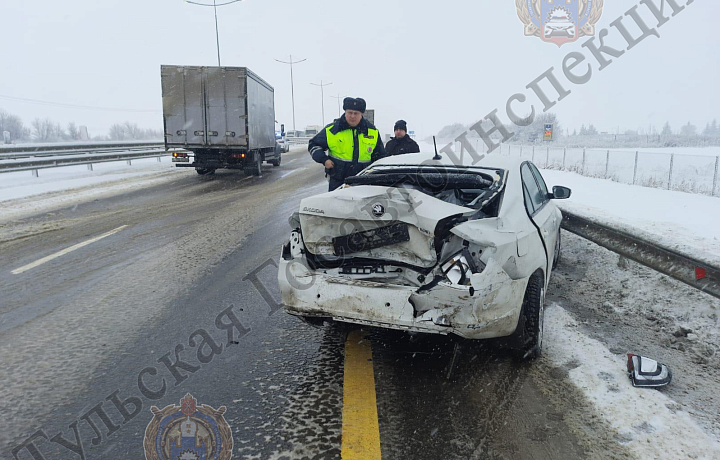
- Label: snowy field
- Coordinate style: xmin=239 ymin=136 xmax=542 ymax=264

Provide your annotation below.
xmin=540 ymin=169 xmax=720 ymax=266
xmin=502 ymin=145 xmax=720 ymax=196
xmin=417 ymin=141 xmax=720 ymax=197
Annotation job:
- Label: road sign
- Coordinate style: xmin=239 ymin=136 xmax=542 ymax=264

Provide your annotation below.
xmin=544 ymin=123 xmax=554 ymax=141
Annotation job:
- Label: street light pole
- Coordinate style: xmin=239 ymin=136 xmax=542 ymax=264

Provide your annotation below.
xmin=185 ymin=0 xmax=243 ymax=67
xmin=274 ymin=55 xmax=307 ymax=133
xmin=330 ymin=94 xmax=344 ymax=118
xmin=310 ymin=80 xmax=332 ymax=127
xmin=213 ymin=0 xmax=221 ymax=66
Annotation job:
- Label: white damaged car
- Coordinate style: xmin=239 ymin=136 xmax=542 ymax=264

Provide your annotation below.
xmin=278 ymin=153 xmax=571 ymax=358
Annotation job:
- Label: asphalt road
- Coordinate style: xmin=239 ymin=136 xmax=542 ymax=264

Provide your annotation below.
xmin=0 ymin=148 xmax=645 ymax=459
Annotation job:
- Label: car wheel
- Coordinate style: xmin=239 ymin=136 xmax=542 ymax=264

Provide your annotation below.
xmin=513 ymin=273 xmax=545 ymax=360
xmin=552 ymin=231 xmax=561 ymax=270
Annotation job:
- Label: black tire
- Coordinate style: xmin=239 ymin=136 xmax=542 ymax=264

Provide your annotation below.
xmin=196 ymin=168 xmax=214 ymax=175
xmin=552 ymin=230 xmax=561 ymax=270
xmin=270 ymin=153 xmax=281 ymax=167
xmin=513 ymin=273 xmax=545 ymax=360
xmin=244 ymin=154 xmax=263 ymax=177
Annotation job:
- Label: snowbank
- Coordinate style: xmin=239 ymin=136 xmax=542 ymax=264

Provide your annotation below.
xmin=541 ymin=169 xmax=720 ymax=267
xmin=545 ymin=304 xmax=720 ymax=459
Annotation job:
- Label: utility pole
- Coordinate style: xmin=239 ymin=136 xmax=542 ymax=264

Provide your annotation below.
xmin=186 ymin=0 xmax=244 ymax=67
xmin=330 ymin=94 xmax=344 ymax=118
xmin=310 ymin=80 xmax=332 ymax=127
xmin=275 ymin=55 xmax=307 ymax=133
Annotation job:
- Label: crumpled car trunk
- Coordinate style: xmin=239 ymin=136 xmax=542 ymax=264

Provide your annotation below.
xmin=298 ymin=185 xmax=475 ymax=269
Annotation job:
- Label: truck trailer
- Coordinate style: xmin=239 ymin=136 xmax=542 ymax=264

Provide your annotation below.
xmin=161 ymin=65 xmax=281 ymax=175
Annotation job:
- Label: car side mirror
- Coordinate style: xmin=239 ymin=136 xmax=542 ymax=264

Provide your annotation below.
xmin=551 ymin=186 xmax=571 ymax=199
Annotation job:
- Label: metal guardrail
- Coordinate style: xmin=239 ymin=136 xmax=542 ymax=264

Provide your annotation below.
xmin=561 ymin=211 xmax=720 ymax=300
xmin=0 ymin=149 xmax=181 ymax=176
xmin=0 ymin=145 xmax=166 ymax=161
xmin=287 ymin=137 xmax=312 ymax=144
xmin=0 ymin=141 xmax=164 ymax=154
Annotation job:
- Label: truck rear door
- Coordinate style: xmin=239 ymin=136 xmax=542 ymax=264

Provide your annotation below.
xmin=206 ymin=68 xmax=247 ymax=147
xmin=161 ymin=66 xmax=206 ymax=146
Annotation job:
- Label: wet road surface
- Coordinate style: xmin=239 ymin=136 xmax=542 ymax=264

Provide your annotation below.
xmin=1 ymin=149 xmax=649 ymax=459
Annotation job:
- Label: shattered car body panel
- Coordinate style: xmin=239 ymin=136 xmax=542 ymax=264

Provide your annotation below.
xmin=299 ymin=186 xmax=475 ymax=269
xmin=278 ymin=153 xmax=564 ymax=340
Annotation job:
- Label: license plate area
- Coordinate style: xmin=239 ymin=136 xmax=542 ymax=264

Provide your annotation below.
xmin=333 ymin=222 xmax=410 ymax=256
xmin=172 ymin=157 xmax=190 ymax=163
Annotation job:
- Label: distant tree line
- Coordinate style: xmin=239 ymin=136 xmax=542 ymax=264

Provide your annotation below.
xmin=0 ymin=107 xmax=162 ymax=143
xmin=434 ymin=116 xmax=720 ymax=148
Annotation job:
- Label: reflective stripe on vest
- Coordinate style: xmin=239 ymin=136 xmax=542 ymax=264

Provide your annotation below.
xmin=326 ymin=124 xmax=379 ymax=163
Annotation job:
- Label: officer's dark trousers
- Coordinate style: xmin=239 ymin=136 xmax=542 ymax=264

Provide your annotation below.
xmin=328 ymin=177 xmax=344 ymax=192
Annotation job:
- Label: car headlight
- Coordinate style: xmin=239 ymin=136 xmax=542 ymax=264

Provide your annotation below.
xmin=440 ymin=249 xmax=478 ymax=285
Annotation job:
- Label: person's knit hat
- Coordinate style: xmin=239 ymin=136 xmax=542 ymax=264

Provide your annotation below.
xmin=343 ymin=97 xmax=366 ymax=113
xmin=394 ymin=120 xmax=408 ymax=132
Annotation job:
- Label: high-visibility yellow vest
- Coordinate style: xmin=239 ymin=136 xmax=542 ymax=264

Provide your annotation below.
xmin=326 ymin=125 xmax=379 ymax=163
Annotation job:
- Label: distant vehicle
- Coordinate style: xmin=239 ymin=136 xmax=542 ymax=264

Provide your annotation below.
xmin=544 ymin=16 xmax=576 ymax=38
xmin=278 ymin=153 xmax=572 ymax=359
xmin=275 ymin=126 xmax=290 ymax=153
xmin=304 ymin=125 xmax=322 ymax=137
xmin=161 ymin=66 xmax=281 ymax=175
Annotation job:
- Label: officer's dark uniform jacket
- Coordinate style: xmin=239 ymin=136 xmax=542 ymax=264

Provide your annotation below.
xmin=385 ymin=135 xmax=420 ymax=156
xmin=308 ymin=115 xmax=386 ymax=190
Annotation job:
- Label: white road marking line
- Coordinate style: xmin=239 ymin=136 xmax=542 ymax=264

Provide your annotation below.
xmin=11 ymin=225 xmax=129 ymax=275
xmin=280 ymin=169 xmax=302 ymax=179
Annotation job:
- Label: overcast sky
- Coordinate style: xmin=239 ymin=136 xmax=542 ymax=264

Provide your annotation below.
xmin=0 ymin=0 xmax=717 ymax=138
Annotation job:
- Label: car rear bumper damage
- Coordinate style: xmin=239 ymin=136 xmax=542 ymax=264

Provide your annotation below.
xmin=278 ymin=235 xmax=529 ymax=340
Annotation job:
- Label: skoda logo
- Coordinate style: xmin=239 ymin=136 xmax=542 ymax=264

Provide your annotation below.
xmin=371 ymin=203 xmax=385 ymax=218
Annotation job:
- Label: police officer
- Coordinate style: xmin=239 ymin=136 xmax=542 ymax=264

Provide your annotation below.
xmin=309 ymin=97 xmax=385 ymax=191
xmin=385 ymin=120 xmax=420 ymax=156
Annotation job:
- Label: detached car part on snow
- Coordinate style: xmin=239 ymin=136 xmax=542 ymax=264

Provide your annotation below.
xmin=278 ymin=154 xmax=571 ymax=358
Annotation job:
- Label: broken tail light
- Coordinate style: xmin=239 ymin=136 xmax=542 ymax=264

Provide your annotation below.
xmin=440 ymin=249 xmax=479 ymax=285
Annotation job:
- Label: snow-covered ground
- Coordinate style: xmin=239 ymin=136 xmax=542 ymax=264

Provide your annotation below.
xmin=611 ymin=146 xmax=720 ymax=157
xmin=0 ymin=156 xmax=180 ymax=202
xmin=544 ymin=304 xmax=720 ymax=459
xmin=541 ymin=169 xmax=720 ymax=266
xmin=0 ymin=157 xmax=186 ymax=221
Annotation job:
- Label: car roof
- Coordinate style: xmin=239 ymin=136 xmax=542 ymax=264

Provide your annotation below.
xmin=372 ymin=151 xmax=521 ymax=171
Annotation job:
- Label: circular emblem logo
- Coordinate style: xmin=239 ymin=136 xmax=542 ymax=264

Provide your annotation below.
xmin=371 ymin=203 xmax=385 ymax=218
xmin=143 ymin=394 xmax=233 ymax=460
xmin=516 ymin=0 xmax=604 ymax=47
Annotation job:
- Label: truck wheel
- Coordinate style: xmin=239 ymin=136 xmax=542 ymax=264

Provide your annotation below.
xmin=245 ymin=154 xmax=262 ymax=177
xmin=512 ymin=273 xmax=545 ymax=360
xmin=270 ymin=154 xmax=281 ymax=167
xmin=196 ymin=168 xmax=214 ymax=175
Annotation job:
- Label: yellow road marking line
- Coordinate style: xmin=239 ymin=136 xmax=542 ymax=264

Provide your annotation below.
xmin=342 ymin=329 xmax=382 ymax=460
xmin=11 ymin=225 xmax=128 ymax=275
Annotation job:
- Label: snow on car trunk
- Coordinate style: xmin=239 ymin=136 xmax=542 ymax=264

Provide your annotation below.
xmin=298 ymin=185 xmax=475 ymax=268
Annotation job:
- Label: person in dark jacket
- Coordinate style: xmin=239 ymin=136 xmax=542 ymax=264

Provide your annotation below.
xmin=385 ymin=120 xmax=420 ymax=156
xmin=308 ymin=97 xmax=386 ymax=191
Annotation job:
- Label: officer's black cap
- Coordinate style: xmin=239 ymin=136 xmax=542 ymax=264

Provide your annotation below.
xmin=343 ymin=97 xmax=366 ymax=113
